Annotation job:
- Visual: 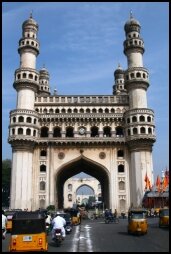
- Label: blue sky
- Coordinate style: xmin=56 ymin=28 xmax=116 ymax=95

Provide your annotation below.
xmin=2 ymin=2 xmax=169 ymax=183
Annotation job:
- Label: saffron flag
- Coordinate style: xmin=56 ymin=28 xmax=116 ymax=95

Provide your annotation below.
xmin=144 ymin=172 xmax=148 ymax=182
xmin=156 ymin=175 xmax=161 ymax=192
xmin=144 ymin=172 xmax=151 ymax=191
xmin=163 ymin=175 xmax=169 ymax=191
xmin=147 ymin=177 xmax=152 ymax=190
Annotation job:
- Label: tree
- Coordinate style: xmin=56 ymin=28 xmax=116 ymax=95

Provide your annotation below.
xmin=2 ymin=159 xmax=11 ymax=207
xmin=88 ymin=196 xmax=96 ymax=208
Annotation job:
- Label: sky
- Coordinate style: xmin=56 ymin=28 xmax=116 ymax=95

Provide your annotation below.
xmin=2 ymin=2 xmax=169 ymax=184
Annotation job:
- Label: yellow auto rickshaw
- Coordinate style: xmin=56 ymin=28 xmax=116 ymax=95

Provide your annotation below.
xmin=69 ymin=208 xmax=81 ymax=225
xmin=159 ymin=207 xmax=169 ymax=228
xmin=9 ymin=211 xmax=48 ymax=252
xmin=128 ymin=208 xmax=148 ymax=235
xmin=5 ymin=211 xmax=16 ymax=232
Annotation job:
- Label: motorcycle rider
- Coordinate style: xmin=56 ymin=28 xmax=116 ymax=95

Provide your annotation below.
xmin=2 ymin=210 xmax=7 ymax=239
xmin=51 ymin=212 xmax=66 ymax=240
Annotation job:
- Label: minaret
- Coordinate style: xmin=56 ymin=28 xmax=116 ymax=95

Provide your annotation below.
xmin=15 ymin=13 xmax=40 ymax=109
xmin=113 ymin=64 xmax=127 ymax=95
xmin=8 ymin=14 xmax=40 ymax=210
xmin=38 ymin=66 xmax=51 ymax=96
xmin=123 ymin=13 xmax=156 ymax=207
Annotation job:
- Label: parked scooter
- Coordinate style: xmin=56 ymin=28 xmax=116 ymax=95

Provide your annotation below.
xmin=53 ymin=228 xmax=63 ymax=246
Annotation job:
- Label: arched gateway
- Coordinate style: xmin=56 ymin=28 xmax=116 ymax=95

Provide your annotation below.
xmin=56 ymin=155 xmax=109 ymax=209
xmin=8 ymin=14 xmax=156 ymax=214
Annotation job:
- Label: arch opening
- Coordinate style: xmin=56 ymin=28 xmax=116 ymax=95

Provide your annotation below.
xmin=56 ymin=156 xmax=109 ymax=209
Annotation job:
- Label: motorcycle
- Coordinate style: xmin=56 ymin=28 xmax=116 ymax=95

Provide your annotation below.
xmin=65 ymin=224 xmax=72 ymax=234
xmin=105 ymin=216 xmax=119 ymax=224
xmin=53 ymin=228 xmax=63 ymax=246
xmin=46 ymin=222 xmax=51 ymax=235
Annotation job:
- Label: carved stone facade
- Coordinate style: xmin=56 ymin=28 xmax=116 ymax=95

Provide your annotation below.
xmin=8 ymin=14 xmax=156 ymax=214
xmin=63 ymin=178 xmax=101 ymax=208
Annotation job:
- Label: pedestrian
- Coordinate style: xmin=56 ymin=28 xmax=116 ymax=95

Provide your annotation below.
xmin=2 ymin=210 xmax=7 ymax=240
xmin=114 ymin=209 xmax=118 ymax=218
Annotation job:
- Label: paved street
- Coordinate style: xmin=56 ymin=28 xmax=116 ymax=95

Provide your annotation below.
xmin=2 ymin=217 xmax=169 ymax=252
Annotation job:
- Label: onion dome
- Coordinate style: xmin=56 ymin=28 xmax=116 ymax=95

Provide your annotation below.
xmin=114 ymin=64 xmax=124 ymax=75
xmin=39 ymin=66 xmax=49 ymax=75
xmin=22 ymin=13 xmax=38 ymax=29
xmin=124 ymin=12 xmax=140 ymax=33
xmin=114 ymin=64 xmax=124 ymax=80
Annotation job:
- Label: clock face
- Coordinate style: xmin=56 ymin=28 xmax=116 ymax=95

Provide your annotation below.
xmin=79 ymin=128 xmax=85 ymax=135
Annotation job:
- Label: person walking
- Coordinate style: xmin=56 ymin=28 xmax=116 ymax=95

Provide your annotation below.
xmin=2 ymin=210 xmax=7 ymax=239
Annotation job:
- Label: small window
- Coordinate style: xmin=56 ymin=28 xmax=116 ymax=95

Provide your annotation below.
xmin=40 ymin=165 xmax=46 ymax=172
xmin=68 ymin=194 xmax=72 ymax=201
xmin=29 ymin=74 xmax=33 ymax=79
xmin=118 ymin=164 xmax=124 ymax=173
xmin=136 ymin=72 xmax=141 ymax=78
xmin=117 ymin=150 xmax=124 ymax=157
xmin=17 ymin=74 xmax=21 ymax=79
xmin=140 ymin=127 xmax=146 ymax=134
xmin=119 ymin=181 xmax=125 ymax=190
xmin=40 ymin=127 xmax=49 ymax=137
xmin=26 ymin=128 xmax=31 ymax=135
xmin=130 ymin=73 xmax=135 ymax=79
xmin=18 ymin=128 xmax=23 ymax=135
xmin=133 ymin=128 xmax=138 ymax=134
xmin=53 ymin=127 xmax=61 ymax=137
xmin=139 ymin=115 xmax=145 ymax=122
xmin=19 ymin=116 xmax=24 ymax=122
xmin=26 ymin=117 xmax=32 ymax=123
xmin=40 ymin=150 xmax=47 ymax=156
xmin=132 ymin=116 xmax=137 ymax=122
xmin=148 ymin=128 xmax=152 ymax=134
xmin=23 ymin=73 xmax=27 ymax=78
xmin=147 ymin=116 xmax=151 ymax=122
xmin=66 ymin=127 xmax=74 ymax=137
xmin=40 ymin=181 xmax=46 ymax=190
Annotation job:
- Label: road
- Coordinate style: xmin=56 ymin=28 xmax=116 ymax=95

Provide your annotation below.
xmin=2 ymin=217 xmax=169 ymax=252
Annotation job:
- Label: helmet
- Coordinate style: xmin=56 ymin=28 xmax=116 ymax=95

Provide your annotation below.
xmin=56 ymin=211 xmax=61 ymax=216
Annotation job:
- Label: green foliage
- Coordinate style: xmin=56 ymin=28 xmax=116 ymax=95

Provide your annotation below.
xmin=88 ymin=196 xmax=95 ymax=206
xmin=46 ymin=205 xmax=55 ymax=211
xmin=2 ymin=159 xmax=12 ymax=207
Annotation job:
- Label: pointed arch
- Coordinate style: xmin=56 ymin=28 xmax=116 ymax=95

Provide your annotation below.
xmin=56 ymin=155 xmax=109 ymax=209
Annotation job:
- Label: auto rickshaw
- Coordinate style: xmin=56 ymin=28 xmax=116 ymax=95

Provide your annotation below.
xmin=9 ymin=211 xmax=48 ymax=252
xmin=159 ymin=207 xmax=169 ymax=228
xmin=5 ymin=210 xmax=17 ymax=232
xmin=127 ymin=208 xmax=148 ymax=235
xmin=69 ymin=208 xmax=80 ymax=225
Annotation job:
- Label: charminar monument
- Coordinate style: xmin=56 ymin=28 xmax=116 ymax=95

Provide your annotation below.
xmin=8 ymin=13 xmax=156 ymax=213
